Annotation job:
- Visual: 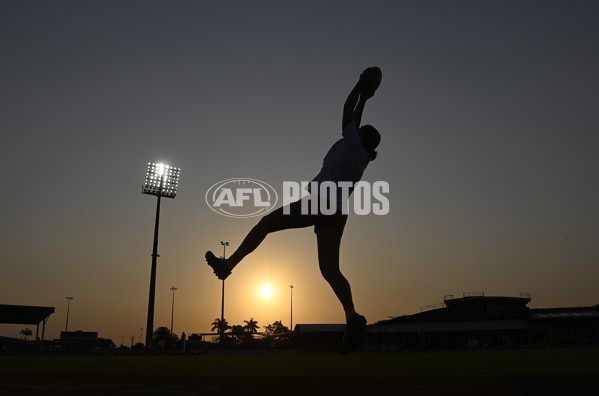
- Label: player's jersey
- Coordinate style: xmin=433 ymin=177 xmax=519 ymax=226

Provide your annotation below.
xmin=310 ymin=121 xmax=370 ymax=212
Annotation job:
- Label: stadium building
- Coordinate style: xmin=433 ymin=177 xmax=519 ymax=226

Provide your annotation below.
xmin=367 ymin=292 xmax=599 ymax=350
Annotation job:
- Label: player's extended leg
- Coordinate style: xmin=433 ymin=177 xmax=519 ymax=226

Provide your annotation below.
xmin=316 ymin=228 xmax=367 ymax=354
xmin=205 ymin=200 xmax=313 ymax=279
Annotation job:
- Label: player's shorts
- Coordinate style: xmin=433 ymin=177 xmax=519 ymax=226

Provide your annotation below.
xmin=284 ymin=197 xmax=348 ymax=236
xmin=307 ymin=199 xmax=348 ymax=236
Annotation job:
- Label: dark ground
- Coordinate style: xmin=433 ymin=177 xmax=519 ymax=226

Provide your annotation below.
xmin=1 ymin=350 xmax=598 ymax=395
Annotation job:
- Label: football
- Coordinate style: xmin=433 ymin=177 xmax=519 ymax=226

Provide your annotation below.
xmin=359 ymin=66 xmax=382 ymax=93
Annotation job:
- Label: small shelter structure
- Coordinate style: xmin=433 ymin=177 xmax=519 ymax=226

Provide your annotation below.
xmin=0 ymin=304 xmax=55 ymax=341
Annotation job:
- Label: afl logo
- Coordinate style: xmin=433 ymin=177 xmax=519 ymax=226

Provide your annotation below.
xmin=205 ymin=178 xmax=278 ymax=218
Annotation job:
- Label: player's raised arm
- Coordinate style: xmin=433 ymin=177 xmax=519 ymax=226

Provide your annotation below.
xmin=342 ymin=67 xmax=381 ymax=131
xmin=342 ymin=83 xmax=362 ymax=130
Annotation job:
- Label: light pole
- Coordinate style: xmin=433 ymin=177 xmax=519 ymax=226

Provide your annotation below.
xmin=220 ymin=241 xmax=229 ymax=336
xmin=170 ymin=286 xmax=178 ymax=335
xmin=65 ymin=297 xmax=74 ymax=333
xmin=290 ymin=285 xmax=294 ymax=331
xmin=142 ymin=162 xmax=180 ymax=348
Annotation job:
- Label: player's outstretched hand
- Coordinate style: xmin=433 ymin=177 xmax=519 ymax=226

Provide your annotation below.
xmin=361 ymin=89 xmax=375 ymax=100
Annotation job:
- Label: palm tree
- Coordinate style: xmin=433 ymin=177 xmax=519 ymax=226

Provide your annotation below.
xmin=211 ymin=318 xmax=230 ymax=334
xmin=243 ymin=318 xmax=259 ymax=334
xmin=271 ymin=320 xmax=289 ymax=334
xmin=263 ymin=323 xmax=274 ymax=335
xmin=264 ymin=321 xmax=289 ymax=335
xmin=19 ymin=328 xmax=32 ymax=341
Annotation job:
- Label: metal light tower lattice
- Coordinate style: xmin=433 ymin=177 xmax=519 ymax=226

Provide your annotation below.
xmin=142 ymin=162 xmax=180 ymax=348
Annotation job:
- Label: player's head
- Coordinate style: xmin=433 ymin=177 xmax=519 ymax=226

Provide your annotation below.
xmin=359 ymin=124 xmax=381 ymax=160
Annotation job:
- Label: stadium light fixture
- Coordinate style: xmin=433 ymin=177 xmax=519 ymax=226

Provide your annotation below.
xmin=142 ymin=162 xmax=181 ymax=348
xmin=142 ymin=162 xmax=180 ymax=198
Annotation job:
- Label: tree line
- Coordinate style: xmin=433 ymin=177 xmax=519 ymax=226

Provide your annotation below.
xmin=148 ymin=317 xmax=291 ymax=349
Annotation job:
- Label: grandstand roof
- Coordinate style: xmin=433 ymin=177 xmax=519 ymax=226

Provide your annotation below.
xmin=375 ymin=294 xmax=532 ymax=327
xmin=530 ymin=306 xmax=599 ymax=320
xmin=0 ymin=304 xmax=55 ymax=325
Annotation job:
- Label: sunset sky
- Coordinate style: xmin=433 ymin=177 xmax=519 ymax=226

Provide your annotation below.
xmin=1 ymin=0 xmax=598 ymax=345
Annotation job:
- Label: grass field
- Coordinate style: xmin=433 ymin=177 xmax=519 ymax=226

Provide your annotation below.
xmin=1 ymin=349 xmax=598 ymax=395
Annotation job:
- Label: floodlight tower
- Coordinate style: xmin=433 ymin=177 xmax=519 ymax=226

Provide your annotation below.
xmin=290 ymin=285 xmax=294 ymax=331
xmin=170 ymin=286 xmax=177 ymax=335
xmin=142 ymin=162 xmax=180 ymax=348
xmin=65 ymin=297 xmax=74 ymax=333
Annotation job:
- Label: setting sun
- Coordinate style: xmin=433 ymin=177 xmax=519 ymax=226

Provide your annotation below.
xmin=260 ymin=285 xmax=273 ymax=298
